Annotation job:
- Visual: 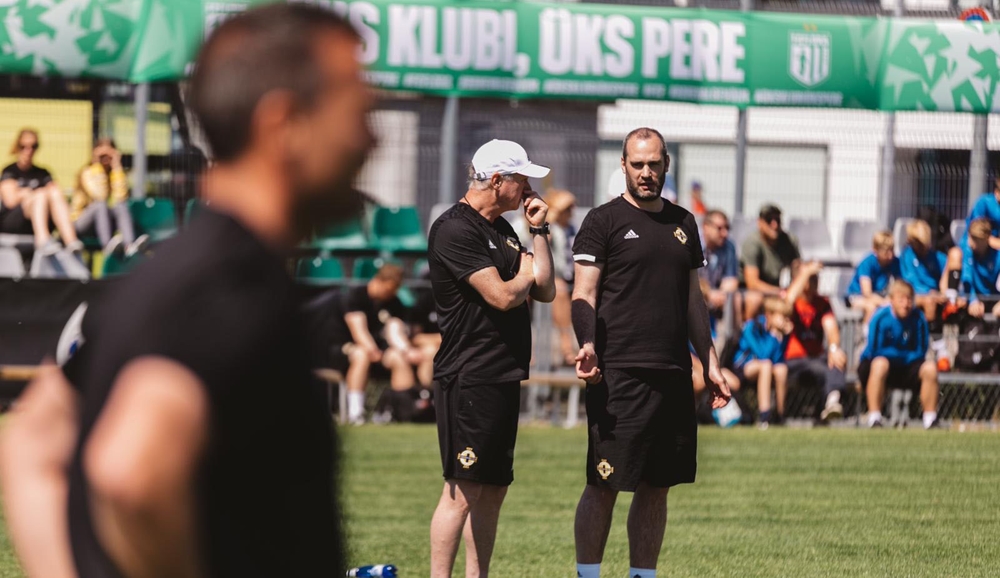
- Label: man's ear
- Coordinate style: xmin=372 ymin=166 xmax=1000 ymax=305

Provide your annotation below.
xmin=664 ymin=154 xmax=671 ymax=173
xmin=251 ymin=89 xmax=297 ymax=155
xmin=490 ymin=173 xmax=504 ymax=191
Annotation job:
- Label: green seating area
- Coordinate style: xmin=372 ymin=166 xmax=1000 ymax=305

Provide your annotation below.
xmin=305 ymin=205 xmax=428 ymax=256
xmin=130 ymin=197 xmax=178 ymax=242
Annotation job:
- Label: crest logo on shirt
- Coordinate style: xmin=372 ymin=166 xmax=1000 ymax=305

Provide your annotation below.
xmin=674 ymin=227 xmax=688 ymax=245
xmin=505 ymin=237 xmax=521 ymax=251
xmin=458 ymin=447 xmax=478 ymax=469
xmin=596 ymin=459 xmax=614 ymax=480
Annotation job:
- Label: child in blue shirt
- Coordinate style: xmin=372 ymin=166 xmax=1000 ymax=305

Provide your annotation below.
xmin=859 ymin=280 xmax=939 ymax=429
xmin=946 ymin=179 xmax=1000 ymax=297
xmin=848 ymin=230 xmax=901 ymax=323
xmin=961 ymin=218 xmax=1000 ymax=319
xmin=899 ymin=219 xmax=947 ymax=321
xmin=733 ymin=296 xmax=790 ymax=427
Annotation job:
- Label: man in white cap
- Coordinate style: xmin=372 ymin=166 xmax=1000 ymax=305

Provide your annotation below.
xmin=428 ymin=139 xmax=556 ymax=577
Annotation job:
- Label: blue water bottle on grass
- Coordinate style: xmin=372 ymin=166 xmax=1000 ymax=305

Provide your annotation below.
xmin=346 ymin=564 xmax=398 ymax=577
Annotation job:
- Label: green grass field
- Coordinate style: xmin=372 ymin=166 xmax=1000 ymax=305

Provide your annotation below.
xmin=0 ymin=426 xmax=997 ymax=577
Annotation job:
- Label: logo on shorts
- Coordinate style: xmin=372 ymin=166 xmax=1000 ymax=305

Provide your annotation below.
xmin=458 ymin=447 xmax=478 ymax=469
xmin=674 ymin=227 xmax=688 ymax=245
xmin=596 ymin=459 xmax=614 ymax=480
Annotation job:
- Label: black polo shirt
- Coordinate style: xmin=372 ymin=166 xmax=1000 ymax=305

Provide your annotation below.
xmin=0 ymin=162 xmax=53 ymax=190
xmin=428 ymin=202 xmax=530 ymax=385
xmin=572 ymin=196 xmax=705 ymax=371
xmin=64 ymin=209 xmax=341 ymax=577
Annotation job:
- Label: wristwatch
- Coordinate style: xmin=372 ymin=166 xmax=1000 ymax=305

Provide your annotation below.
xmin=529 ymin=223 xmax=550 ymax=235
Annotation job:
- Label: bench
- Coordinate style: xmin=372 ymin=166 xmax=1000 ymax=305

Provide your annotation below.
xmin=521 ymin=372 xmax=585 ymax=428
xmin=0 ymin=234 xmax=33 ymax=250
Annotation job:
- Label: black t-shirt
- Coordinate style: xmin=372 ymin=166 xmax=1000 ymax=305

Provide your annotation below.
xmin=428 ymin=203 xmax=531 ymax=384
xmin=64 ymin=209 xmax=341 ymax=578
xmin=340 ymin=285 xmax=407 ymax=346
xmin=572 ymin=196 xmax=705 ymax=371
xmin=0 ymin=162 xmax=53 ymax=190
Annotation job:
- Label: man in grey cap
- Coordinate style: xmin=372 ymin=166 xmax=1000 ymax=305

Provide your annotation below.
xmin=427 ymin=139 xmax=555 ymax=577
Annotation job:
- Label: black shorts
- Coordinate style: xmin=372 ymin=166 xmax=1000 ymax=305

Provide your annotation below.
xmin=0 ymin=206 xmax=32 ymax=235
xmin=586 ymin=367 xmax=697 ymax=492
xmin=435 ymin=376 xmax=520 ymax=486
xmin=857 ymin=358 xmax=923 ymax=392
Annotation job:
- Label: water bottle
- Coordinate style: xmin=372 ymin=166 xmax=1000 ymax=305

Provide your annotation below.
xmin=346 ymin=564 xmax=397 ymax=577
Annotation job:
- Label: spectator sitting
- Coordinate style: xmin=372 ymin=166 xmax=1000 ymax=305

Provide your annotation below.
xmin=0 ymin=128 xmax=82 ymax=255
xmin=783 ymin=261 xmax=849 ymax=422
xmin=732 ymin=295 xmax=792 ymax=427
xmin=741 ymin=203 xmax=801 ymax=320
xmin=72 ymin=138 xmax=149 ymax=257
xmin=859 ymin=280 xmax=939 ymax=429
xmin=313 ymin=263 xmax=427 ymax=424
xmin=409 ymin=264 xmax=441 ymax=390
xmin=692 ymin=278 xmax=741 ymax=414
xmin=961 ymin=218 xmax=1000 ymax=319
xmin=899 ymin=219 xmax=948 ymax=321
xmin=846 ymin=230 xmax=901 ymax=323
xmin=700 ymin=209 xmax=740 ymax=321
xmin=945 ymin=177 xmax=1000 ymax=299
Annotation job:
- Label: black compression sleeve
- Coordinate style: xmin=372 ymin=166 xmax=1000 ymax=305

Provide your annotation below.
xmin=688 ymin=279 xmax=714 ymax=368
xmin=572 ymin=299 xmax=596 ymax=347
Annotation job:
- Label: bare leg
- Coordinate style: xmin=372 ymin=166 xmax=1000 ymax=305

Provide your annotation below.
xmin=743 ymin=291 xmax=763 ymax=322
xmin=461 ymin=484 xmax=508 ymax=578
xmin=25 ymin=194 xmax=51 ymax=246
xmin=627 ymin=483 xmax=669 ymax=569
xmin=431 ymin=480 xmax=481 ymax=578
xmin=773 ymin=363 xmax=788 ymax=417
xmin=722 ymin=368 xmax=741 ymax=393
xmin=575 ymin=485 xmax=618 ymax=564
xmin=919 ymin=361 xmax=939 ymax=413
xmin=46 ymin=186 xmax=78 ymax=245
xmin=742 ymin=360 xmax=771 ymax=413
xmin=691 ymin=355 xmax=705 ymax=398
xmin=866 ymin=357 xmax=890 ymax=413
xmin=383 ymin=347 xmax=415 ymax=392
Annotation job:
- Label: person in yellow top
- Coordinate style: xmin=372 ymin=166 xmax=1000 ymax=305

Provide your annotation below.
xmin=73 ymin=138 xmax=147 ymax=256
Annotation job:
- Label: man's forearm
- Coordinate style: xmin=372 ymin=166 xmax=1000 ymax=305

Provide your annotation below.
xmin=529 ymin=233 xmax=556 ymax=301
xmin=687 ymin=282 xmax=715 ymax=367
xmin=571 ymin=299 xmax=596 ymax=348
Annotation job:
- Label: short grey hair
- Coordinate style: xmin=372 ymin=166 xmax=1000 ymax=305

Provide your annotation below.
xmin=467 ymin=164 xmax=516 ymax=191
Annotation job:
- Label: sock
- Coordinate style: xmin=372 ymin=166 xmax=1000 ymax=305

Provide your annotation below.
xmin=868 ymin=410 xmax=883 ymax=426
xmin=577 ymin=563 xmax=600 ymax=578
xmin=826 ymin=390 xmax=841 ymax=406
xmin=348 ymin=391 xmax=365 ymax=420
xmin=923 ymin=411 xmax=938 ymax=429
xmin=628 ymin=568 xmax=656 ymax=578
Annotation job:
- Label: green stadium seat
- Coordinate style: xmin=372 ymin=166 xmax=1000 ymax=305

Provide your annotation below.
xmin=100 ymin=253 xmax=143 ymax=277
xmin=352 ymin=256 xmax=387 ymax=280
xmin=296 ymin=256 xmax=345 ymax=286
xmin=313 ymin=217 xmax=370 ymax=252
xmin=79 ymin=235 xmax=103 ymax=251
xmin=371 ymin=206 xmax=426 ymax=252
xmin=129 ymin=198 xmax=177 ymax=243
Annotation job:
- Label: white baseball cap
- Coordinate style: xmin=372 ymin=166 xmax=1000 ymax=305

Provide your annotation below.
xmin=472 ymin=139 xmax=550 ymax=180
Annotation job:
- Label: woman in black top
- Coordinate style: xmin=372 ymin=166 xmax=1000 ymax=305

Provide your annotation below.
xmin=0 ymin=128 xmax=82 ymax=254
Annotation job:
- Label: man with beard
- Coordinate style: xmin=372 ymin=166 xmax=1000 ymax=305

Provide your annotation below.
xmin=0 ymin=5 xmax=372 ymax=577
xmin=571 ymin=127 xmax=731 ymax=578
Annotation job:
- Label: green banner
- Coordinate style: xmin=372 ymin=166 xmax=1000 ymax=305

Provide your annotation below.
xmin=1 ymin=0 xmax=1000 ymax=113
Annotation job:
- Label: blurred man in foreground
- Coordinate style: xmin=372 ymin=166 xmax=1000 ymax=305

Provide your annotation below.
xmin=0 ymin=5 xmax=372 ymax=577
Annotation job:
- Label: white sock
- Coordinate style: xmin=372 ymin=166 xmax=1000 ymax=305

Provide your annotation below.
xmin=868 ymin=411 xmax=883 ymax=426
xmin=628 ymin=568 xmax=656 ymax=578
xmin=348 ymin=391 xmax=365 ymax=420
xmin=826 ymin=390 xmax=841 ymax=406
xmin=576 ymin=563 xmax=600 ymax=578
xmin=923 ymin=411 xmax=938 ymax=429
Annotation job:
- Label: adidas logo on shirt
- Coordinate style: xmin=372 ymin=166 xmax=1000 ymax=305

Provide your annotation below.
xmin=488 ymin=240 xmax=497 ymax=249
xmin=624 ymin=229 xmax=639 ymax=239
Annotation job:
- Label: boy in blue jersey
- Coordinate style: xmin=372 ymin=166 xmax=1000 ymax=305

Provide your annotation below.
xmin=899 ymin=219 xmax=947 ymax=320
xmin=962 ymin=218 xmax=1000 ymax=319
xmin=847 ymin=230 xmax=901 ymax=322
xmin=733 ymin=296 xmax=791 ymax=427
xmin=946 ymin=178 xmax=1000 ymax=291
xmin=859 ymin=280 xmax=939 ymax=429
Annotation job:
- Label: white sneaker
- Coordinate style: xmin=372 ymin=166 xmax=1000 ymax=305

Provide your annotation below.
xmin=126 ymin=234 xmax=150 ymax=258
xmin=820 ymin=401 xmax=844 ymax=421
xmin=37 ymin=239 xmax=61 ymax=256
xmin=104 ymin=233 xmax=125 ymax=257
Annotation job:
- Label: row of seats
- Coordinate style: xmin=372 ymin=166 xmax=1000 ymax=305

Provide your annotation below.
xmin=312 ymin=206 xmax=426 ymax=253
xmin=295 ymin=256 xmax=426 ymax=286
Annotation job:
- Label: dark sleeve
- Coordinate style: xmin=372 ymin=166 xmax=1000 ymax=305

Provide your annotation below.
xmin=684 ymin=212 xmax=706 ymax=270
xmin=388 ymin=297 xmax=409 ymax=323
xmin=572 ymin=209 xmax=609 ymax=264
xmin=787 ymin=232 xmax=802 ymax=260
xmin=431 ymin=218 xmax=495 ymax=282
xmin=0 ymin=165 xmax=14 ymax=182
xmin=37 ymin=167 xmax=53 ymax=187
xmin=344 ymin=286 xmax=367 ymax=314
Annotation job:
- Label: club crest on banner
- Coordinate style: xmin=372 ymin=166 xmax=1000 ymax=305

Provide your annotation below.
xmin=789 ymin=30 xmax=832 ymax=87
